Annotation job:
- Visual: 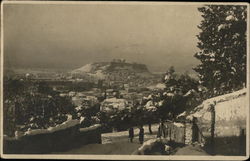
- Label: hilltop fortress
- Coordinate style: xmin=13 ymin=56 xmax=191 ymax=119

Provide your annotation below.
xmin=72 ymin=59 xmax=150 ymax=75
xmin=107 ymin=59 xmax=149 ymax=73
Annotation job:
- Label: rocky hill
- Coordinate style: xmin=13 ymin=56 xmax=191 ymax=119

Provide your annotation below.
xmin=71 ymin=60 xmax=153 ymax=80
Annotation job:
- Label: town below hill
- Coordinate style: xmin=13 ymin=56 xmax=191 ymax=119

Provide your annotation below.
xmin=5 ymin=59 xmax=164 ymax=94
xmin=3 ymin=59 xmax=169 ymax=136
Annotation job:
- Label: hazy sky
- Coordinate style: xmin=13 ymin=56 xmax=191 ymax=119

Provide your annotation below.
xmin=3 ymin=2 xmax=203 ymax=73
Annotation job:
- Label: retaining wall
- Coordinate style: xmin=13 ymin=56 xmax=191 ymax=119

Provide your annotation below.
xmin=187 ymin=89 xmax=247 ymax=155
xmin=3 ymin=121 xmax=102 ymax=154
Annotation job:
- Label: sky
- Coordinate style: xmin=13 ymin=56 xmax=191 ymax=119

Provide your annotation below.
xmin=3 ymin=2 xmax=203 ymax=73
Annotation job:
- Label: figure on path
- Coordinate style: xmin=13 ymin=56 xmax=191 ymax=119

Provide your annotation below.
xmin=139 ymin=126 xmax=144 ymax=144
xmin=128 ymin=127 xmax=134 ymax=143
xmin=192 ymin=117 xmax=199 ymax=144
xmin=157 ymin=119 xmax=167 ymax=138
xmin=157 ymin=122 xmax=162 ymax=138
xmin=162 ymin=121 xmax=167 ymax=138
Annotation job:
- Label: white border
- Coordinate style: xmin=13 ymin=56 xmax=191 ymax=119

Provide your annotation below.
xmin=0 ymin=1 xmax=249 ymax=160
xmin=0 ymin=0 xmax=249 ymax=5
xmin=246 ymin=2 xmax=250 ymax=158
xmin=0 ymin=1 xmax=4 ymax=159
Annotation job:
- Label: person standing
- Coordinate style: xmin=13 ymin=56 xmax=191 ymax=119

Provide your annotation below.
xmin=128 ymin=127 xmax=134 ymax=143
xmin=192 ymin=117 xmax=199 ymax=144
xmin=157 ymin=122 xmax=162 ymax=138
xmin=139 ymin=126 xmax=144 ymax=144
xmin=157 ymin=120 xmax=167 ymax=138
xmin=162 ymin=121 xmax=167 ymax=138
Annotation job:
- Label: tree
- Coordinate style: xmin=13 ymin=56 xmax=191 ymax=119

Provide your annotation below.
xmin=177 ymin=73 xmax=199 ymax=94
xmin=164 ymin=66 xmax=178 ymax=90
xmin=161 ymin=67 xmax=201 ymax=119
xmin=3 ymin=78 xmax=78 ymax=136
xmin=37 ymin=81 xmax=54 ymax=95
xmin=194 ymin=5 xmax=247 ymax=96
xmin=4 ymin=78 xmax=25 ymax=98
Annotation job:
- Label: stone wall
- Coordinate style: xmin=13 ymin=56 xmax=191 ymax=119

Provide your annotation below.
xmin=163 ymin=122 xmax=185 ymax=144
xmin=164 ymin=121 xmax=204 ymax=146
xmin=214 ymin=95 xmax=246 ymax=137
xmin=186 ymin=89 xmax=247 ymax=155
xmin=3 ymin=122 xmax=102 ymax=154
xmin=184 ymin=123 xmax=193 ymax=145
xmin=161 ymin=122 xmax=195 ymax=145
xmin=77 ymin=124 xmax=102 ymax=145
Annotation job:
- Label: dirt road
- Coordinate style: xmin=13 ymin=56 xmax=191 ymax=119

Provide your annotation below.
xmin=53 ymin=124 xmax=159 ymax=154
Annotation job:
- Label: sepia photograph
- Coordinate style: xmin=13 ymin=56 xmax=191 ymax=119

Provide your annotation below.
xmin=0 ymin=1 xmax=249 ymax=160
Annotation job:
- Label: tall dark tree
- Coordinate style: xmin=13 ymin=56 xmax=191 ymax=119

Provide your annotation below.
xmin=161 ymin=66 xmax=201 ymax=119
xmin=194 ymin=5 xmax=247 ymax=96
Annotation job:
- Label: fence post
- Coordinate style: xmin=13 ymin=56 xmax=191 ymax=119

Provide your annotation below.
xmin=184 ymin=121 xmax=186 ymax=144
xmin=239 ymin=128 xmax=246 ymax=155
xmin=169 ymin=124 xmax=171 ymax=141
xmin=210 ymin=103 xmax=215 ymax=155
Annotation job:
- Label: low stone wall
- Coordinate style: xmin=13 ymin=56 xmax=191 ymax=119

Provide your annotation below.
xmin=184 ymin=123 xmax=192 ymax=145
xmin=164 ymin=121 xmax=204 ymax=145
xmin=3 ymin=121 xmax=102 ymax=154
xmin=77 ymin=124 xmax=102 ymax=145
xmin=165 ymin=122 xmax=185 ymax=144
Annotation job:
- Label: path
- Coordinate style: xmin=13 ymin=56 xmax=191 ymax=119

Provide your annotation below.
xmin=54 ymin=141 xmax=142 ymax=155
xmin=52 ymin=124 xmax=210 ymax=155
xmin=53 ymin=124 xmax=159 ymax=154
xmin=102 ymin=124 xmax=159 ymax=144
xmin=174 ymin=144 xmax=209 ymax=155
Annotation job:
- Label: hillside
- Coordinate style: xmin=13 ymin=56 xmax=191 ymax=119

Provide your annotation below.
xmin=71 ymin=60 xmax=153 ymax=80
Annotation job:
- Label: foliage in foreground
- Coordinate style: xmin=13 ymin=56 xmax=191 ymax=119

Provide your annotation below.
xmin=3 ymin=78 xmax=77 ymax=136
xmin=194 ymin=5 xmax=247 ymax=97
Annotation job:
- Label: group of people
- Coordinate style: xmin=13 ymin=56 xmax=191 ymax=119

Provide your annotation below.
xmin=128 ymin=126 xmax=144 ymax=144
xmin=128 ymin=120 xmax=168 ymax=144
